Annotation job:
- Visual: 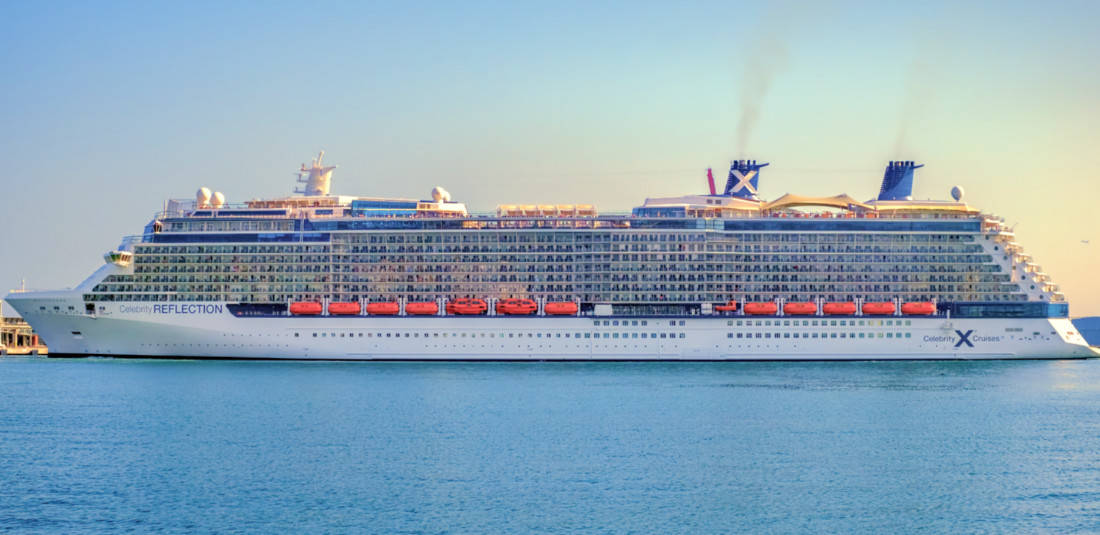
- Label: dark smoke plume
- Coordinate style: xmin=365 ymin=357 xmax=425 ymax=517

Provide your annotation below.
xmin=894 ymin=59 xmax=933 ymax=156
xmin=734 ymin=22 xmax=790 ymax=155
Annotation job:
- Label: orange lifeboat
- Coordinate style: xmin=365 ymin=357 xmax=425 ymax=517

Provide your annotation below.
xmin=289 ymin=301 xmax=323 ymax=315
xmin=405 ymin=301 xmax=439 ymax=315
xmin=823 ymin=302 xmax=857 ymax=315
xmin=545 ymin=301 xmax=579 ymax=315
xmin=449 ymin=298 xmax=488 ymax=315
xmin=327 ymin=302 xmax=361 ymax=315
xmin=862 ymin=302 xmax=896 ymax=315
xmin=901 ymin=301 xmax=935 ymax=315
xmin=744 ymin=302 xmax=778 ymax=315
xmin=784 ymin=302 xmax=817 ymax=315
xmin=365 ymin=301 xmax=400 ymax=315
xmin=496 ymin=298 xmax=537 ymax=315
xmin=714 ymin=300 xmax=738 ymax=312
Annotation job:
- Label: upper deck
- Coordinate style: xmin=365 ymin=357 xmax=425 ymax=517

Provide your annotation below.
xmin=78 ymin=154 xmax=1063 ymax=311
xmin=162 ymin=156 xmax=982 ymax=235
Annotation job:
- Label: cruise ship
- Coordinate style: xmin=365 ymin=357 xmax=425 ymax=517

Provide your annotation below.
xmin=6 ymin=152 xmax=1096 ymax=360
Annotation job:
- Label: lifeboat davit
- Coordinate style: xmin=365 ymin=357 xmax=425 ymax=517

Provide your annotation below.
xmin=365 ymin=301 xmax=400 ymax=315
xmin=405 ymin=301 xmax=439 ymax=315
xmin=448 ymin=298 xmax=488 ymax=315
xmin=289 ymin=301 xmax=323 ymax=315
xmin=744 ymin=302 xmax=778 ymax=315
xmin=714 ymin=300 xmax=738 ymax=312
xmin=901 ymin=301 xmax=936 ymax=315
xmin=544 ymin=301 xmax=579 ymax=315
xmin=327 ymin=302 xmax=361 ymax=315
xmin=784 ymin=302 xmax=817 ymax=315
xmin=862 ymin=302 xmax=896 ymax=315
xmin=823 ymin=302 xmax=857 ymax=315
xmin=496 ymin=298 xmax=537 ymax=315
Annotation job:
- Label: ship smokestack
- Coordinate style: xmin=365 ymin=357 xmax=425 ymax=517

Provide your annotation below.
xmin=723 ymin=159 xmax=770 ymax=200
xmin=877 ymin=160 xmax=924 ymax=201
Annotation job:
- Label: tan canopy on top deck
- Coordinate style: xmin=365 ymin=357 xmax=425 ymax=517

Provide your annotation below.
xmin=763 ymin=193 xmax=871 ymax=212
xmin=867 ymin=200 xmax=979 ymax=214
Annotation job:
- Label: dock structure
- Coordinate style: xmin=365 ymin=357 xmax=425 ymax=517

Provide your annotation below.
xmin=1 ymin=315 xmax=48 ymax=356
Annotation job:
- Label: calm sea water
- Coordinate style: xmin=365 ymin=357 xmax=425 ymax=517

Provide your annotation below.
xmin=2 ymin=357 xmax=1100 ymax=534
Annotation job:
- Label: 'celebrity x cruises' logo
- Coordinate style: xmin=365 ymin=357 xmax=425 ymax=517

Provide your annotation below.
xmin=730 ymin=170 xmax=758 ymax=194
xmin=954 ymin=330 xmax=974 ymax=348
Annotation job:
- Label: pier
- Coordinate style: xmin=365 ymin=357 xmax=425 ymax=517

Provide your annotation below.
xmin=1 ymin=315 xmax=48 ymax=356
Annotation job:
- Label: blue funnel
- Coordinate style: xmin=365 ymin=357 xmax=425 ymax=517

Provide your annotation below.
xmin=877 ymin=161 xmax=923 ymax=201
xmin=723 ymin=160 xmax=769 ymax=199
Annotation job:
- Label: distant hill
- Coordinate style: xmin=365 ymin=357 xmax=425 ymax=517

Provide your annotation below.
xmin=1073 ymin=317 xmax=1100 ymax=347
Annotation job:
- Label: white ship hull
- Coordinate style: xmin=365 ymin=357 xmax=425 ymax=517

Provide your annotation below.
xmin=8 ymin=294 xmax=1097 ymax=360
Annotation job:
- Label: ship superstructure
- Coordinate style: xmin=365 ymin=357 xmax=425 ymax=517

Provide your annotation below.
xmin=6 ymin=153 xmax=1095 ymax=360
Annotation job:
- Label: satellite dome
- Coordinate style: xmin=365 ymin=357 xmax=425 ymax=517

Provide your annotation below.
xmin=951 ymin=186 xmax=964 ymax=202
xmin=431 ymin=187 xmax=451 ymax=202
xmin=196 ymin=187 xmax=212 ymax=207
xmin=212 ymin=191 xmax=226 ymax=208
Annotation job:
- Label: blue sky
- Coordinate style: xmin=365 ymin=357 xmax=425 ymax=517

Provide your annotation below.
xmin=2 ymin=0 xmax=1099 ymax=314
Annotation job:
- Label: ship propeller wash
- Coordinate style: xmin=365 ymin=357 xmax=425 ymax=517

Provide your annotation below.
xmin=5 ymin=154 xmax=1095 ymax=360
